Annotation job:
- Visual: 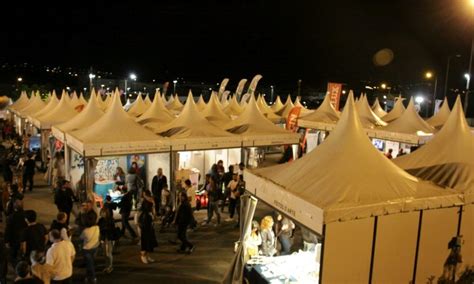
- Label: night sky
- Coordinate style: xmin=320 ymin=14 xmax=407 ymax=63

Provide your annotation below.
xmin=1 ymin=0 xmax=473 ymax=91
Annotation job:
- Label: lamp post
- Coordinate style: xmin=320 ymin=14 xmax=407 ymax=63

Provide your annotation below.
xmin=124 ymin=73 xmax=137 ymax=94
xmin=88 ymin=73 xmax=96 ymax=92
xmin=297 ymin=79 xmax=302 ymax=98
xmin=425 ymin=71 xmax=438 ymax=116
xmin=270 ymin=85 xmax=274 ymax=103
xmin=173 ymin=80 xmax=178 ymax=95
xmin=444 ymin=54 xmax=461 ymax=98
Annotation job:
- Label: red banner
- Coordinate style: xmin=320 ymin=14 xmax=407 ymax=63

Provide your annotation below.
xmin=286 ymin=106 xmax=302 ymax=132
xmin=327 ymin=82 xmax=343 ymax=111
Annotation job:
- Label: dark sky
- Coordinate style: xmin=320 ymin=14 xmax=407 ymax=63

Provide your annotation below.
xmin=1 ymin=0 xmax=473 ymax=90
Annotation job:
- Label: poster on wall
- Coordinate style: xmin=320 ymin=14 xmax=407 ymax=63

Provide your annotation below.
xmin=127 ymin=154 xmax=147 ymax=186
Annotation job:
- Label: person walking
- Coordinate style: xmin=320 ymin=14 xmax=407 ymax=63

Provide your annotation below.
xmin=137 ymin=202 xmax=157 ymax=264
xmin=46 ymin=229 xmax=76 ymax=284
xmin=226 ymin=173 xmax=241 ymax=222
xmin=118 ymin=188 xmax=137 ymax=241
xmin=182 ymin=180 xmax=196 ymax=228
xmin=151 ymin=168 xmax=167 ymax=215
xmin=20 ymin=210 xmax=48 ymax=260
xmin=5 ymin=199 xmax=27 ymax=269
xmin=79 ymin=217 xmax=100 ymax=283
xmin=175 ymin=192 xmax=195 ymax=254
xmin=22 ymin=153 xmax=35 ymax=192
xmin=126 ymin=168 xmax=143 ymax=210
xmin=98 ymin=208 xmax=116 ymax=274
xmin=53 ymin=180 xmax=77 ymax=226
xmin=204 ymin=177 xmax=221 ymax=226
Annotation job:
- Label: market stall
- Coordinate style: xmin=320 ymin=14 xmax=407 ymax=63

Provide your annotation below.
xmin=225 ymin=94 xmax=463 ymax=284
xmin=270 ymin=95 xmax=284 ymax=113
xmin=393 ymin=97 xmax=474 ymax=281
xmin=382 ymin=95 xmax=406 ymax=123
xmin=127 ymin=94 xmax=149 ymax=117
xmin=136 ymin=90 xmax=175 ymax=128
xmin=371 ymin=97 xmax=387 ymax=118
xmin=426 ymin=97 xmax=451 ymax=129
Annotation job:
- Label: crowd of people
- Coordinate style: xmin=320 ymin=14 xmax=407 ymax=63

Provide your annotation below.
xmin=0 ymin=132 xmax=249 ymax=283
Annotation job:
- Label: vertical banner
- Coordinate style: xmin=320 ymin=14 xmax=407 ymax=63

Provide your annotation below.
xmin=218 ymin=78 xmax=229 ymax=99
xmin=286 ymin=106 xmax=302 ymax=132
xmin=327 ymin=82 xmax=343 ymax=111
xmin=247 ymin=74 xmax=263 ymax=96
xmin=163 ymin=82 xmax=170 ymax=96
xmin=434 ymin=99 xmax=443 ymax=114
xmin=235 ymin=79 xmax=248 ymax=99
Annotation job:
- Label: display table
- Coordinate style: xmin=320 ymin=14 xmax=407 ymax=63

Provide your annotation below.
xmin=244 ymin=251 xmax=319 ymax=283
xmin=94 ymin=180 xmax=115 ymax=201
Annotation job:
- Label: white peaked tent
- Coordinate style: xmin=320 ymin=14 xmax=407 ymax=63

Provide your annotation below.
xmin=28 ymin=91 xmax=59 ymax=121
xmin=51 ymin=91 xmax=104 ymax=142
xmin=383 ymin=95 xmax=406 ymax=122
xmin=9 ymin=91 xmax=30 ymax=114
xmin=201 ymin=92 xmax=231 ymax=125
xmin=150 ymin=92 xmax=240 ymax=150
xmin=70 ymin=91 xmax=79 ymax=105
xmin=294 ymin=97 xmax=313 ymax=116
xmin=18 ymin=94 xmax=45 ymax=117
xmin=78 ymin=93 xmax=88 ymax=106
xmin=298 ymin=93 xmax=340 ymax=129
xmin=166 ymin=94 xmax=184 ymax=112
xmin=223 ymin=95 xmax=244 ymax=117
xmin=66 ymin=92 xmax=167 ymax=157
xmin=240 ymin=94 xmax=463 ymax=283
xmin=426 ymin=97 xmax=451 ymax=128
xmin=137 ymin=91 xmax=175 ymax=128
xmin=144 ymin=94 xmax=152 ymax=106
xmin=271 ymin=96 xmax=284 ymax=112
xmin=127 ymin=94 xmax=148 ymax=117
xmin=394 ymin=96 xmax=474 ymax=201
xmin=223 ymin=96 xmax=299 ymax=146
xmin=356 ymin=93 xmax=387 ymax=128
xmin=196 ymin=95 xmax=207 ymax=111
xmin=382 ymin=97 xmax=435 ymax=135
xmin=372 ymin=97 xmax=387 ymax=118
xmin=32 ymin=91 xmax=79 ymax=130
xmin=256 ymin=95 xmax=282 ymax=123
xmin=275 ymin=95 xmax=295 ymax=119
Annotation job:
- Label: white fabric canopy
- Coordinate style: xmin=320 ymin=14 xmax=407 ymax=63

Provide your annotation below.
xmin=28 ymin=91 xmax=59 ymax=121
xmin=223 ymin=96 xmax=299 ymax=146
xmin=383 ymin=95 xmax=406 ymax=123
xmin=166 ymin=94 xmax=184 ymax=111
xmin=127 ymin=94 xmax=148 ymax=117
xmin=149 ymin=92 xmax=241 ymax=150
xmin=32 ymin=91 xmax=79 ymax=130
xmin=66 ymin=91 xmax=167 ymax=157
xmin=371 ymin=97 xmax=387 ymax=118
xmin=144 ymin=94 xmax=152 ymax=106
xmin=201 ymin=92 xmax=231 ymax=125
xmin=394 ymin=96 xmax=474 ymax=203
xmin=356 ymin=93 xmax=387 ymax=128
xmin=223 ymin=95 xmax=244 ymax=117
xmin=9 ymin=91 xmax=30 ymax=113
xmin=137 ymin=90 xmax=175 ymax=127
xmin=294 ymin=97 xmax=313 ymax=116
xmin=426 ymin=97 xmax=450 ymax=128
xmin=275 ymin=95 xmax=295 ymax=119
xmin=78 ymin=93 xmax=87 ymax=105
xmin=298 ymin=93 xmax=340 ymax=129
xmin=52 ymin=91 xmax=104 ymax=142
xmin=256 ymin=95 xmax=282 ymax=123
xmin=271 ymin=96 xmax=284 ymax=112
xmin=196 ymin=95 xmax=207 ymax=111
xmin=18 ymin=94 xmax=45 ymax=118
xmin=246 ymin=93 xmax=462 ymax=234
xmin=382 ymin=97 xmax=435 ymax=135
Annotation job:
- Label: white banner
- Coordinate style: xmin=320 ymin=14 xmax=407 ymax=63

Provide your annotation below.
xmin=434 ymin=99 xmax=443 ymax=114
xmin=235 ymin=79 xmax=248 ymax=98
xmin=247 ymin=74 xmax=263 ymax=96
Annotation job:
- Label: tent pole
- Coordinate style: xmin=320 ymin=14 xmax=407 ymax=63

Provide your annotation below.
xmin=412 ymin=210 xmax=423 ymax=284
xmin=456 ymin=205 xmax=463 ymax=237
xmin=368 ymin=216 xmax=378 ymax=284
xmin=318 ymin=224 xmax=326 ymax=284
xmin=169 ymin=147 xmax=174 ymax=191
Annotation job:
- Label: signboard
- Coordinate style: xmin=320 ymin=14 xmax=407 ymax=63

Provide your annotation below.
xmin=327 ymin=82 xmax=343 ymax=111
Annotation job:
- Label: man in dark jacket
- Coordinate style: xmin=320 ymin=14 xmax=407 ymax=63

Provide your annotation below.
xmin=118 ymin=188 xmax=137 ymax=240
xmin=151 ymin=168 xmax=167 ymax=215
xmin=22 ymin=153 xmax=35 ymax=192
xmin=4 ymin=199 xmax=27 ymax=269
xmin=54 ymin=180 xmax=77 ymax=225
xmin=175 ymin=192 xmax=194 ymax=254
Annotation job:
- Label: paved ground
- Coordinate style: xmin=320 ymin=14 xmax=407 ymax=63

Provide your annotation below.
xmin=1 ymin=174 xmax=242 ymax=284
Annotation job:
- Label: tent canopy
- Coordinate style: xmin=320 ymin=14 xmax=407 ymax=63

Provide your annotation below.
xmin=271 ymin=96 xmax=284 ymax=112
xmin=32 ymin=90 xmax=79 ymax=130
xmin=426 ymin=97 xmax=451 ymax=128
xmin=246 ymin=93 xmax=462 ymax=234
xmin=223 ymin=96 xmax=299 ymax=146
xmin=256 ymin=95 xmax=282 ymax=123
xmin=383 ymin=95 xmax=406 ymax=123
xmin=201 ymin=92 xmax=231 ymax=125
xmin=196 ymin=95 xmax=207 ymax=111
xmin=223 ymin=95 xmax=244 ymax=117
xmin=294 ymin=97 xmax=313 ymax=116
xmin=275 ymin=95 xmax=295 ymax=118
xmin=394 ymin=96 xmax=474 ymax=202
xmin=66 ymin=91 xmax=168 ymax=157
xmin=298 ymin=93 xmax=340 ymax=128
xmin=9 ymin=91 xmax=30 ymax=113
xmin=127 ymin=94 xmax=148 ymax=117
xmin=28 ymin=90 xmax=59 ymax=121
xmin=52 ymin=91 xmax=104 ymax=142
xmin=166 ymin=94 xmax=184 ymax=112
xmin=18 ymin=94 xmax=45 ymax=118
xmin=355 ymin=93 xmax=387 ymax=128
xmin=148 ymin=92 xmax=241 ymax=150
xmin=371 ymin=97 xmax=387 ymax=118
xmin=383 ymin=97 xmax=435 ymax=135
xmin=137 ymin=90 xmax=175 ymax=127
